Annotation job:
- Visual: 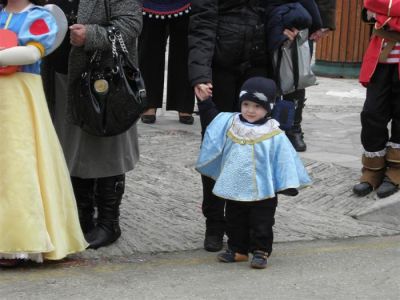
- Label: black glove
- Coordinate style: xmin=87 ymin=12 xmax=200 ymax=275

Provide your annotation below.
xmin=278 ymin=188 xmax=299 ymax=196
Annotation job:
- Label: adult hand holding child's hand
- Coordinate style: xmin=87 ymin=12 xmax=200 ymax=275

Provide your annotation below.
xmin=195 ymin=83 xmax=213 ymax=101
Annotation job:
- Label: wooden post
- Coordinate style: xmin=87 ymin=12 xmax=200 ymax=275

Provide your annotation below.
xmin=312 ymin=0 xmax=371 ymax=78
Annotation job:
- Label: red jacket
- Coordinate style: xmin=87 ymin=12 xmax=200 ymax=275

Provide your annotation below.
xmin=359 ymin=0 xmax=400 ymax=86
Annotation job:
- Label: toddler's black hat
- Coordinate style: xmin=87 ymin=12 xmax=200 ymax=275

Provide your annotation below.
xmin=239 ymin=77 xmax=277 ymax=113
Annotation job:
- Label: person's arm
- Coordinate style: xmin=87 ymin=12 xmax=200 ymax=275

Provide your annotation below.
xmin=188 ymin=0 xmax=218 ymax=87
xmin=0 ymin=45 xmax=41 ymax=66
xmin=298 ymin=0 xmax=323 ymax=31
xmin=70 ymin=0 xmax=142 ymax=51
xmin=364 ymin=0 xmax=400 ymax=17
xmin=374 ymin=13 xmax=400 ymax=31
xmin=310 ymin=0 xmax=336 ymax=41
xmin=363 ymin=0 xmax=400 ymax=30
xmin=197 ymin=97 xmax=220 ymax=131
xmin=315 ymin=0 xmax=337 ymax=30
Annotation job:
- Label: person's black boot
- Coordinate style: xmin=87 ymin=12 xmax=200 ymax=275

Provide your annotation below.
xmin=86 ymin=175 xmax=125 ymax=249
xmin=378 ymin=146 xmax=400 ymax=198
xmin=376 ymin=177 xmax=398 ymax=198
xmin=71 ymin=177 xmax=96 ymax=234
xmin=201 ymin=176 xmax=226 ymax=252
xmin=353 ymin=182 xmax=373 ymax=196
xmin=204 ymin=232 xmax=224 ymax=252
xmin=285 ymin=92 xmax=307 ymax=152
xmin=286 ymin=130 xmax=307 ymax=152
xmin=353 ymin=155 xmax=386 ymax=197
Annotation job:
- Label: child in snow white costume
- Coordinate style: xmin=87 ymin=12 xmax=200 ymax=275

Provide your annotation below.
xmin=0 ymin=0 xmax=87 ymax=267
xmin=353 ymin=0 xmax=400 ymax=198
xmin=195 ymin=77 xmax=311 ymax=269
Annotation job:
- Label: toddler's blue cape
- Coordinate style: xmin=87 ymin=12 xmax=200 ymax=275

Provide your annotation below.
xmin=196 ymin=113 xmax=311 ymax=201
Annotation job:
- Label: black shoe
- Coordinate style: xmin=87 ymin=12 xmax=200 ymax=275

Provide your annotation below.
xmin=217 ymin=249 xmax=248 ymax=263
xmin=250 ymin=250 xmax=268 ymax=269
xmin=179 ymin=115 xmax=194 ymax=125
xmin=376 ymin=177 xmax=398 ymax=198
xmin=85 ymin=223 xmax=121 ymax=249
xmin=0 ymin=259 xmax=24 ymax=268
xmin=141 ymin=114 xmax=156 ymax=124
xmin=286 ymin=132 xmax=307 ymax=152
xmin=204 ymin=234 xmax=223 ymax=252
xmin=353 ymin=182 xmax=373 ymax=197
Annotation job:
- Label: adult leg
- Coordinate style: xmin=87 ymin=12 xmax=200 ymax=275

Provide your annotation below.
xmin=202 ymin=176 xmax=226 ymax=252
xmin=86 ymin=174 xmax=125 ymax=249
xmin=200 ymin=67 xmax=238 ymax=251
xmin=167 ymin=15 xmax=195 ymax=123
xmin=138 ymin=18 xmax=168 ymax=122
xmin=354 ymin=64 xmax=392 ymax=196
xmin=376 ymin=66 xmax=400 ymax=198
xmin=284 ymin=89 xmax=307 ymax=152
xmin=70 ymin=176 xmax=96 ymax=234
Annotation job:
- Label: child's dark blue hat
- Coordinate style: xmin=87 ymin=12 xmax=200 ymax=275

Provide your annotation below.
xmin=239 ymin=77 xmax=277 ymax=114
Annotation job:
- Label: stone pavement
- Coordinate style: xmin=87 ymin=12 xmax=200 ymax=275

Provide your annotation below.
xmin=78 ymin=77 xmax=400 ymax=260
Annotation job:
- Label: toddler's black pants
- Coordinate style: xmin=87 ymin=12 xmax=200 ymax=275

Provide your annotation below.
xmin=226 ymin=197 xmax=278 ymax=255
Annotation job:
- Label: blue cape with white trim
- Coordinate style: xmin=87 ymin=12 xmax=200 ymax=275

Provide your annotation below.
xmin=196 ymin=113 xmax=311 ymax=201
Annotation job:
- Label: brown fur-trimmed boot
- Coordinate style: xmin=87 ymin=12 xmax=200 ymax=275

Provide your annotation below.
xmin=353 ymin=155 xmax=386 ymax=196
xmin=376 ymin=147 xmax=400 ymax=198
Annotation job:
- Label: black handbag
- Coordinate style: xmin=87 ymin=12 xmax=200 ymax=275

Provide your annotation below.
xmin=72 ymin=2 xmax=147 ymax=137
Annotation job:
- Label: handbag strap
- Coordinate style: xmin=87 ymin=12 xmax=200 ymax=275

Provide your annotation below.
xmin=104 ymin=0 xmax=110 ymax=24
xmin=275 ymin=48 xmax=284 ymax=96
xmin=292 ymin=38 xmax=299 ymax=91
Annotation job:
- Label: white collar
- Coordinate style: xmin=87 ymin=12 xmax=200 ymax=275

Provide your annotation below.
xmin=228 ymin=114 xmax=281 ymax=142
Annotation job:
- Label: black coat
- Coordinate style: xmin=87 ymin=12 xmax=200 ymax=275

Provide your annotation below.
xmin=188 ymin=0 xmax=266 ymax=87
xmin=265 ymin=2 xmax=322 ymax=51
xmin=265 ymin=0 xmax=336 ymax=29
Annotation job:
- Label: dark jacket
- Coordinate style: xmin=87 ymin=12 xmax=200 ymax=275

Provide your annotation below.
xmin=265 ymin=2 xmax=321 ymax=51
xmin=265 ymin=0 xmax=322 ymax=31
xmin=188 ymin=0 xmax=266 ymax=86
xmin=264 ymin=0 xmax=336 ymax=51
xmin=198 ymin=98 xmax=220 ymax=131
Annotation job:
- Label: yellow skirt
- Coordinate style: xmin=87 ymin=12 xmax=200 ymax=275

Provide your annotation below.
xmin=0 ymin=73 xmax=88 ymax=260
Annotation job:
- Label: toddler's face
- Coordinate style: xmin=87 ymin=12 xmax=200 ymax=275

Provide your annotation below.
xmin=241 ymin=100 xmax=268 ymax=123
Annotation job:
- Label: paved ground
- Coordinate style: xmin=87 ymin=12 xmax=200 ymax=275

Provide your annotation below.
xmin=1 ymin=236 xmax=399 ymax=300
xmin=70 ymin=77 xmax=400 ymax=260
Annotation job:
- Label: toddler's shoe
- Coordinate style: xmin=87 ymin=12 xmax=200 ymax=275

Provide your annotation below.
xmin=250 ymin=250 xmax=268 ymax=269
xmin=217 ymin=249 xmax=248 ymax=263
